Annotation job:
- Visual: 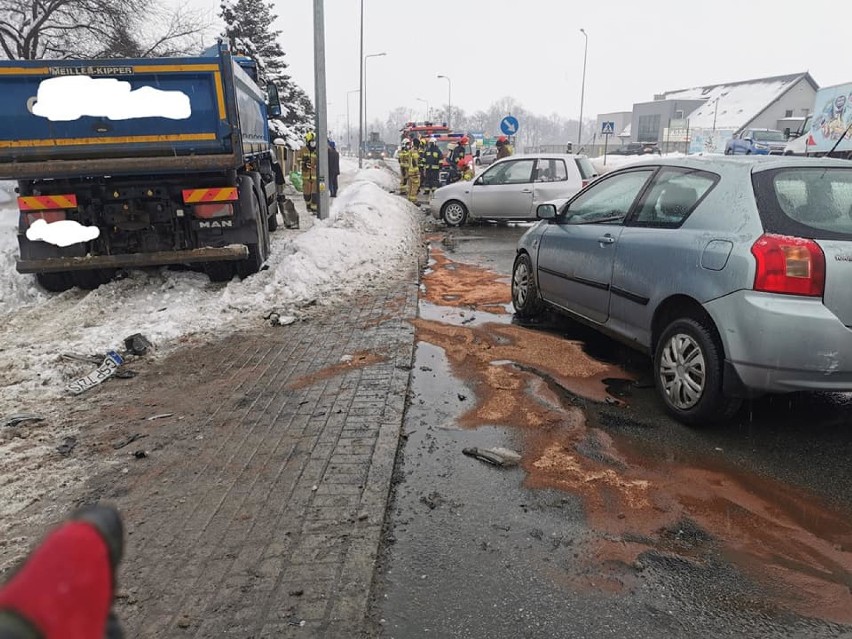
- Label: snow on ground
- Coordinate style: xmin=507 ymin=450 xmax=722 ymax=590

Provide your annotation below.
xmin=0 ymin=159 xmax=420 ymax=548
xmin=0 ymin=159 xmax=419 ymax=414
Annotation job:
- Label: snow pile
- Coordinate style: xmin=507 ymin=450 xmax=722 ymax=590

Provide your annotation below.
xmin=0 ymin=165 xmax=421 ymax=414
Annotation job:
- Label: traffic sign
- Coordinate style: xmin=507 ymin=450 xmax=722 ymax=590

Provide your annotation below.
xmin=500 ymin=115 xmax=519 ymax=136
xmin=601 ymin=121 xmax=615 ymax=135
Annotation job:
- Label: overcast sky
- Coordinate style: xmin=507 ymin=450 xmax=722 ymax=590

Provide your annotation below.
xmin=202 ymin=0 xmax=852 ymax=133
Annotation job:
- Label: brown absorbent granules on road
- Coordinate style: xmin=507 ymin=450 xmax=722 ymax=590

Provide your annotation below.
xmin=422 ymin=247 xmax=511 ymax=314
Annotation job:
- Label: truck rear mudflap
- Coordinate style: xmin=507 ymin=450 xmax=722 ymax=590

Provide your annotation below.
xmin=16 ymin=245 xmax=248 ymax=273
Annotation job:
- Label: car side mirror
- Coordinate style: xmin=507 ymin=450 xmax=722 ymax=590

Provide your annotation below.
xmin=744 ymin=137 xmax=754 ymax=143
xmin=474 ymin=176 xmax=483 ymax=185
xmin=537 ymin=203 xmax=557 ymax=220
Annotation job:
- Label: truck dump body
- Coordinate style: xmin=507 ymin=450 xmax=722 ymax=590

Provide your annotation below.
xmin=0 ymin=51 xmax=268 ymax=179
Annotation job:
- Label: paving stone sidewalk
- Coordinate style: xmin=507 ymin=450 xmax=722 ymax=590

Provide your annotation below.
xmin=77 ymin=268 xmax=419 ymax=637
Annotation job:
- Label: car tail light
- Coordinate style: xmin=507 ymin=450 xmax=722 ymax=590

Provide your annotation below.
xmin=193 ymin=203 xmax=234 ymax=219
xmin=751 ymin=233 xmax=825 ymax=297
xmin=21 ymin=210 xmax=66 ymax=228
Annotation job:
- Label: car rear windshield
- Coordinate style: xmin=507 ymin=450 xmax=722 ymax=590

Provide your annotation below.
xmin=752 ymin=167 xmax=852 ymax=240
xmin=575 ymin=157 xmax=597 ymax=179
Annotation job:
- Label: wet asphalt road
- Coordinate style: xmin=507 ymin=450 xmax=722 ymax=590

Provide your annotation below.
xmin=373 ymin=221 xmax=852 ymax=638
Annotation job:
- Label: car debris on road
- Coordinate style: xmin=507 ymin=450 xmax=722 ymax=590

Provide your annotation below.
xmin=462 ymin=446 xmax=522 ymax=468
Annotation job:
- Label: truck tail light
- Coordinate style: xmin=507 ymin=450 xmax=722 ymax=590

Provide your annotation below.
xmin=751 ymin=233 xmax=825 ymax=297
xmin=193 ymin=203 xmax=234 ymax=219
xmin=21 ymin=211 xmax=66 ymax=228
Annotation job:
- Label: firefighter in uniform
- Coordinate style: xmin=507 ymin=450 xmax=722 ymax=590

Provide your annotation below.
xmin=496 ymin=135 xmax=512 ymax=159
xmin=422 ymin=137 xmax=442 ymax=196
xmin=407 ymin=137 xmax=422 ymax=203
xmin=398 ymin=138 xmax=411 ymax=194
xmin=298 ymin=131 xmax=319 ymax=213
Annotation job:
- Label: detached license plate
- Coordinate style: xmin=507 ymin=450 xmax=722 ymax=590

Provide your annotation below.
xmin=66 ymin=350 xmax=124 ymax=395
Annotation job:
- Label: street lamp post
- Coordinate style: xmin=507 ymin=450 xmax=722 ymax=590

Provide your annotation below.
xmin=358 ymin=0 xmax=364 ymax=167
xmin=437 ymin=74 xmax=451 ymax=128
xmin=416 ymin=97 xmax=429 ymax=121
xmin=346 ymin=89 xmax=359 ymax=154
xmin=578 ymin=28 xmax=588 ymax=149
xmin=313 ymin=0 xmax=329 ymax=219
xmin=363 ymin=52 xmax=386 ymax=162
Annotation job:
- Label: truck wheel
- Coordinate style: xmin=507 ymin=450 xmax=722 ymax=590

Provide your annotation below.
xmin=267 ymin=206 xmax=279 ymax=232
xmin=236 ymin=189 xmax=269 ymax=279
xmin=205 ymin=262 xmax=234 ymax=283
xmin=71 ymin=269 xmax=114 ymax=290
xmin=36 ymin=272 xmax=73 ymax=292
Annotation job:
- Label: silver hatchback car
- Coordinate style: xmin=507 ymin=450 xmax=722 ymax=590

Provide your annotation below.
xmin=430 ymin=153 xmax=598 ymax=226
xmin=512 ymin=156 xmax=852 ymax=424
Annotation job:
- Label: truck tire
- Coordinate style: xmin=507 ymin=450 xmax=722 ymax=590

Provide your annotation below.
xmin=71 ymin=269 xmax=115 ymax=290
xmin=36 ymin=272 xmax=73 ymax=292
xmin=267 ymin=206 xmax=279 ymax=232
xmin=235 ymin=178 xmax=269 ymax=279
xmin=204 ymin=261 xmax=234 ymax=283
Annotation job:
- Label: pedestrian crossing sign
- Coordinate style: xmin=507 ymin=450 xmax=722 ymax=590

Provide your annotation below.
xmin=601 ymin=121 xmax=615 ymax=135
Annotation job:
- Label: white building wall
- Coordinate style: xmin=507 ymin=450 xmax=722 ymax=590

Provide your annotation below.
xmin=747 ymin=78 xmax=816 ymax=132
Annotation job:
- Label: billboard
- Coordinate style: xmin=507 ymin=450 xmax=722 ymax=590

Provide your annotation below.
xmin=809 ymin=82 xmax=852 ymax=154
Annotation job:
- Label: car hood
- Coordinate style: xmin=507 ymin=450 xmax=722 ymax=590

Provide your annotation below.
xmin=434 ymin=181 xmax=468 ymax=198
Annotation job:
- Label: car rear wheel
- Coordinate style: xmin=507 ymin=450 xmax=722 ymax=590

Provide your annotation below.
xmin=654 ymin=317 xmax=741 ymax=425
xmin=441 ymin=200 xmax=468 ymax=227
xmin=511 ymin=253 xmax=544 ymax=319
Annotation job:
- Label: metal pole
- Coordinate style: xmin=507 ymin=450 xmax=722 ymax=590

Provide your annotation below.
xmin=712 ymin=97 xmax=719 ymax=134
xmin=437 ymin=75 xmax=451 ymax=128
xmin=362 ymin=53 xmax=386 ymax=160
xmin=313 ymin=0 xmax=330 ymax=219
xmin=358 ymin=0 xmax=364 ymax=168
xmin=578 ymin=28 xmax=588 ymax=148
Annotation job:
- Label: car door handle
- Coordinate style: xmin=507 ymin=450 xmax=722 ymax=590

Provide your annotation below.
xmin=598 ymin=235 xmax=616 ymax=245
xmin=521 ymin=188 xmax=532 ymax=193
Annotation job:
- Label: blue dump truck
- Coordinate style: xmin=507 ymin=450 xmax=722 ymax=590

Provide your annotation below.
xmin=0 ymin=43 xmax=287 ymax=290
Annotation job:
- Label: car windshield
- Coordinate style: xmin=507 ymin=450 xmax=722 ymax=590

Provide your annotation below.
xmin=752 ymin=130 xmax=786 ymax=142
xmin=753 ymin=167 xmax=852 ymax=239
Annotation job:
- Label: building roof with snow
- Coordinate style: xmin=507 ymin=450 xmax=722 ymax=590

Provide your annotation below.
xmin=662 ymin=72 xmax=818 ymax=131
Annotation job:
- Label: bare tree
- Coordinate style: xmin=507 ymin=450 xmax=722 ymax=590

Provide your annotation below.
xmin=0 ymin=0 xmax=211 ymax=60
